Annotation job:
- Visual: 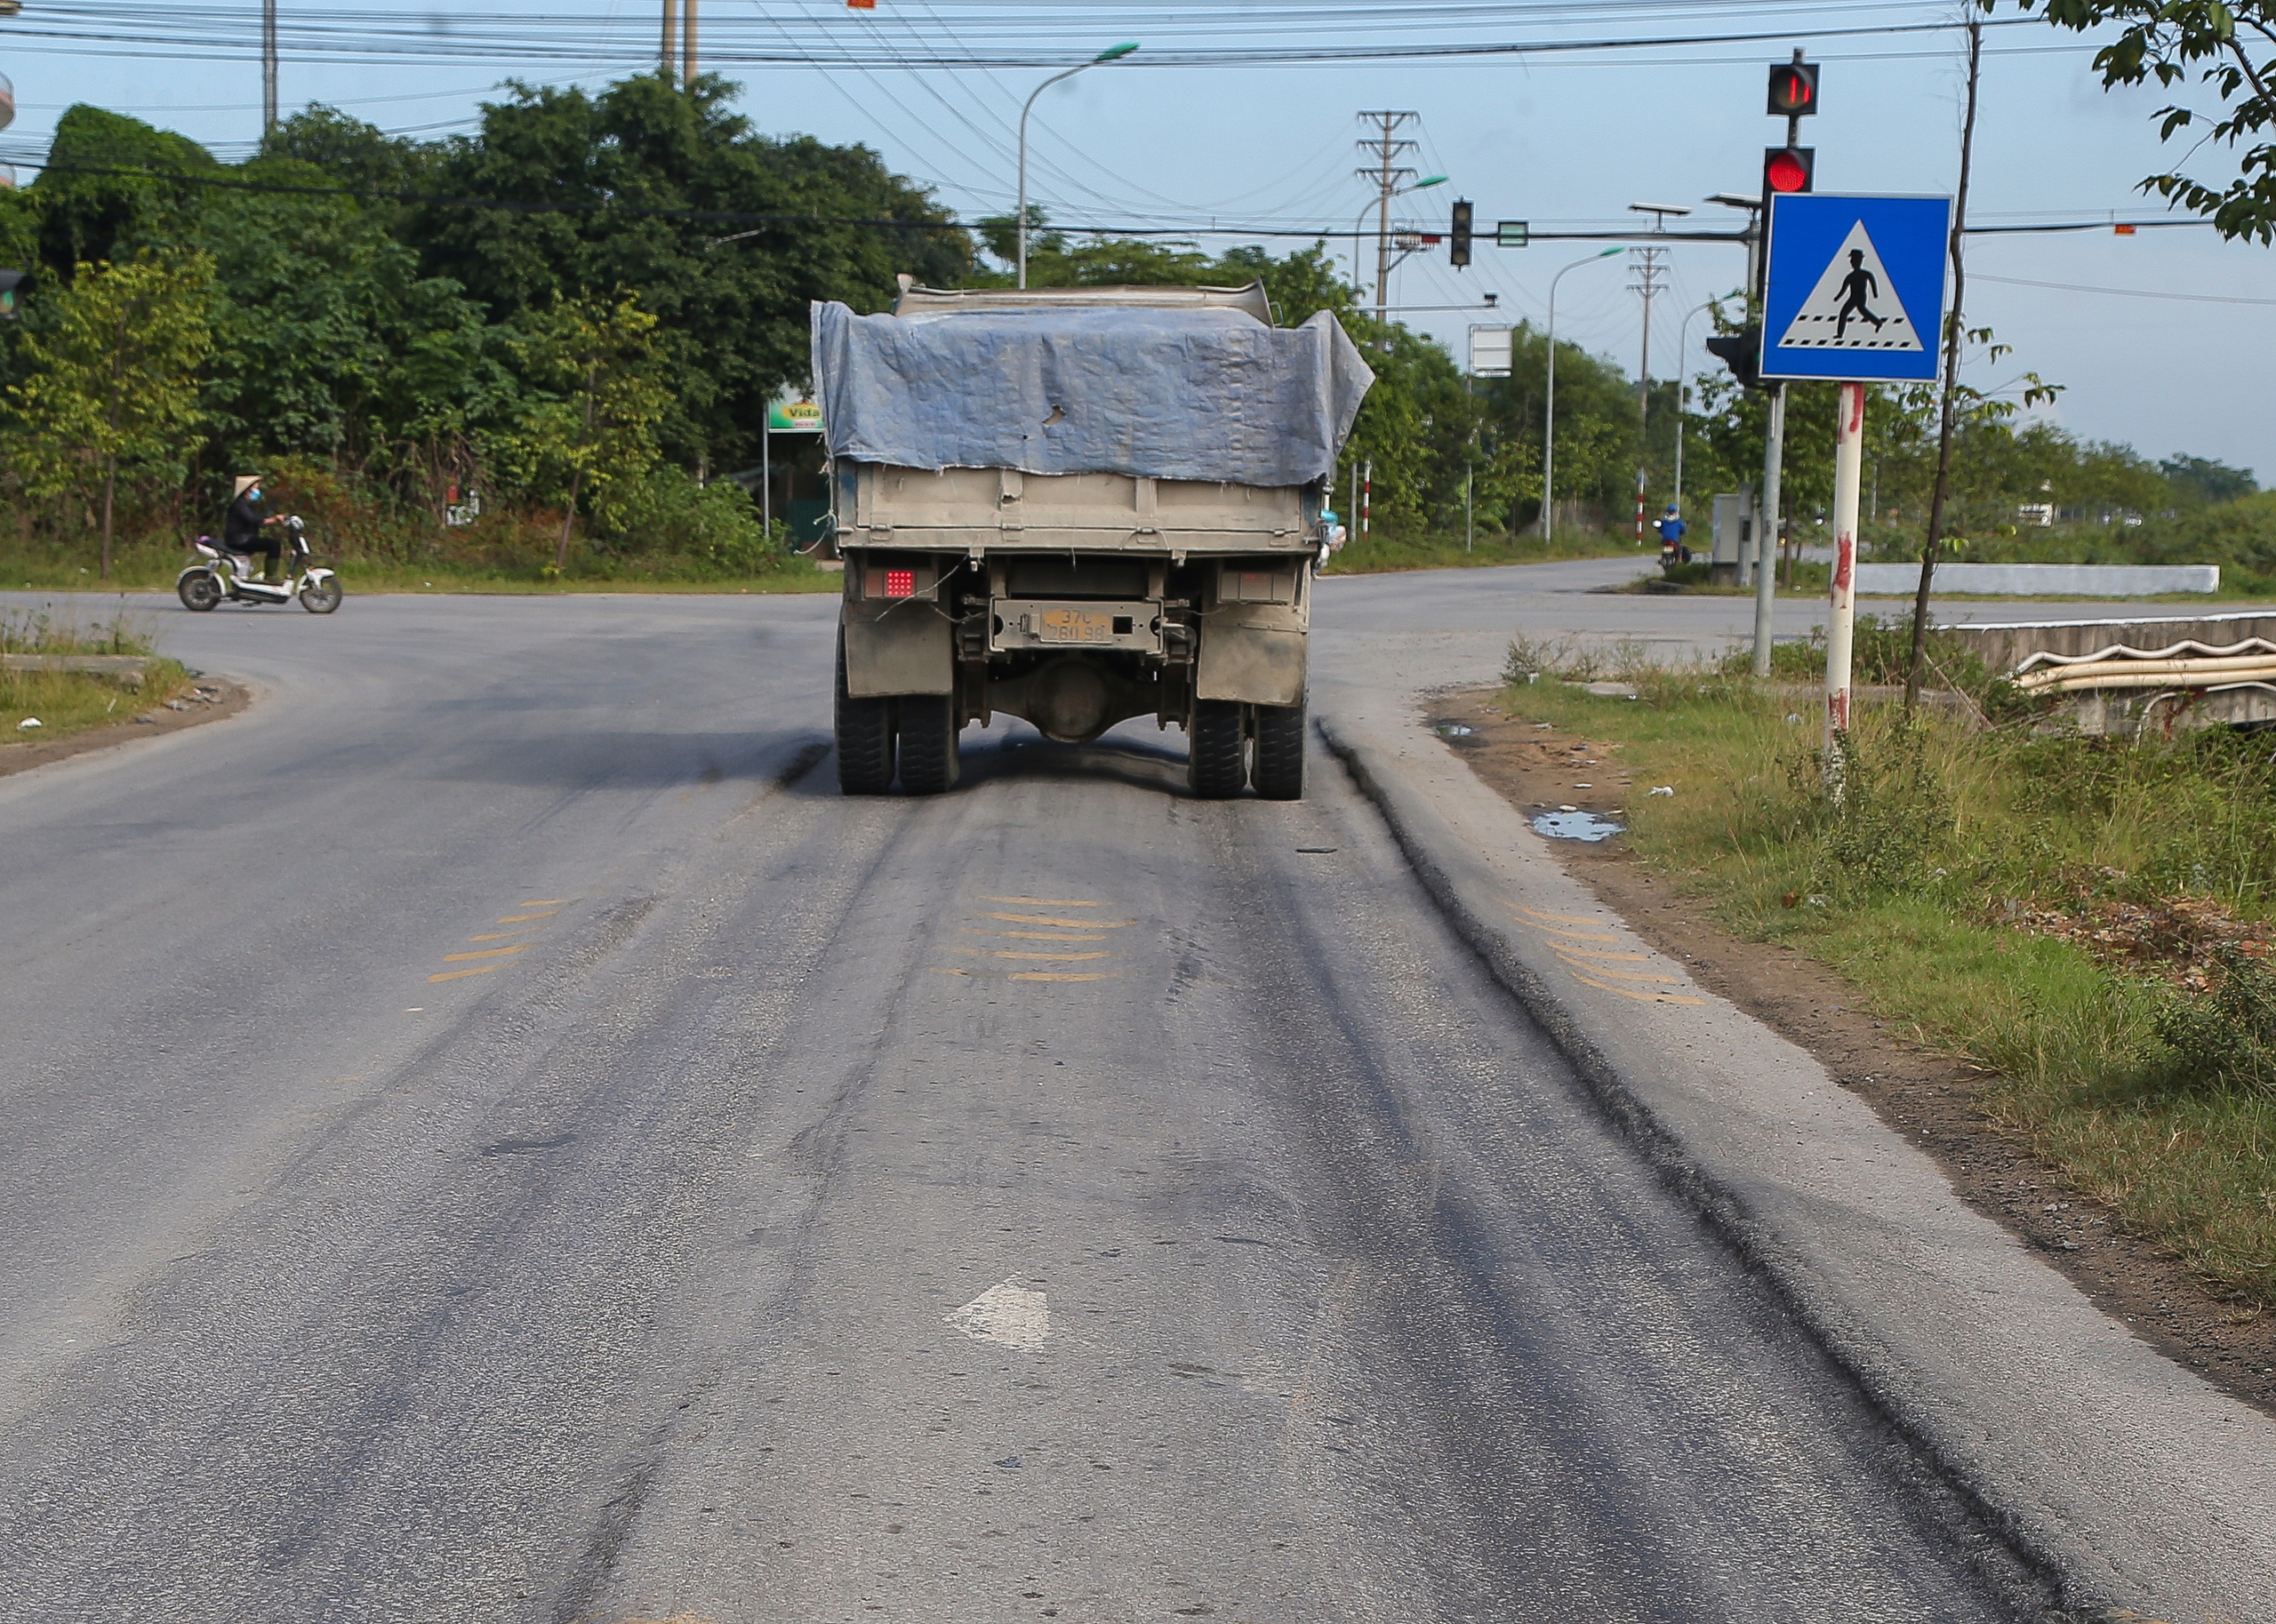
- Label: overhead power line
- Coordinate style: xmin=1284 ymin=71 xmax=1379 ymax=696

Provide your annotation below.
xmin=1973 ymin=273 xmax=2276 ymax=308
xmin=0 ymin=7 xmax=2040 ymax=68
xmin=1 ymin=156 xmax=2224 ymax=252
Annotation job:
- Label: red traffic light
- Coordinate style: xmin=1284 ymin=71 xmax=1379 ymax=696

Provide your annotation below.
xmin=1767 ymin=62 xmax=1818 ymax=116
xmin=1763 ymin=146 xmax=1815 ymax=194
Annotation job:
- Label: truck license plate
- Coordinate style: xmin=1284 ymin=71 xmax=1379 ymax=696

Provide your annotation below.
xmin=1033 ymin=607 xmax=1116 ymax=644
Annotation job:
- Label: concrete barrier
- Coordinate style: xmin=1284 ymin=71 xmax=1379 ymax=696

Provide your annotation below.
xmin=0 ymin=653 xmax=150 ymax=678
xmin=1855 ymin=562 xmax=2218 ymax=596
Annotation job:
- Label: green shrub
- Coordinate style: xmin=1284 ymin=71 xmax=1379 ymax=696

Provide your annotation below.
xmin=605 ymin=468 xmax=781 ymax=574
xmin=1817 ymin=716 xmax=1948 ymax=893
xmin=2158 ymin=947 xmax=2276 ymax=1098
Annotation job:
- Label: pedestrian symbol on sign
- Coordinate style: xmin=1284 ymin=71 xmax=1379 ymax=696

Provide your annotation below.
xmin=1775 ymin=221 xmax=1922 ymax=353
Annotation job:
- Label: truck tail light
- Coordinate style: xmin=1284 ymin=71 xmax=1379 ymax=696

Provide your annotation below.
xmin=884 ymin=568 xmax=915 ymax=598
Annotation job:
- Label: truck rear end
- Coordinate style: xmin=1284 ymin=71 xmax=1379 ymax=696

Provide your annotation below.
xmin=812 ymin=281 xmax=1372 ymax=799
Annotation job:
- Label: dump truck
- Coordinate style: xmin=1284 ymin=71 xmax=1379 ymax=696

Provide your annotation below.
xmin=810 ymin=279 xmax=1373 ymax=799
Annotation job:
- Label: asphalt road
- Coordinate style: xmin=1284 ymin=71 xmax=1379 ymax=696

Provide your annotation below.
xmin=1 ymin=565 xmax=2048 ymax=1621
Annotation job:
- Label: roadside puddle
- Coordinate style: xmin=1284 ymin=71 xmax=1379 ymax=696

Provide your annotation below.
xmin=1531 ymin=810 xmax=1624 ymax=843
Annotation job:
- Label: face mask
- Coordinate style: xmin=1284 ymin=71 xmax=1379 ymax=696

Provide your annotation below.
xmin=248 ymin=488 xmax=261 ymax=501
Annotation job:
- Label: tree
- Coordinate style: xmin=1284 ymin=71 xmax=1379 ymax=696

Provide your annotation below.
xmin=30 ymin=106 xmax=218 ymax=272
xmin=405 ymin=75 xmax=966 ymax=474
xmin=2000 ymin=0 xmax=2276 ymax=241
xmin=503 ymin=292 xmax=669 ymax=569
xmin=2160 ymin=452 xmax=2258 ymax=506
xmin=190 ymin=150 xmax=517 ymax=514
xmin=5 ymin=254 xmax=214 ymax=578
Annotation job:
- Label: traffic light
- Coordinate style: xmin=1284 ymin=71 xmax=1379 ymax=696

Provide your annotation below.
xmin=1448 ymin=199 xmax=1472 ymax=268
xmin=0 ymin=270 xmax=24 ymax=321
xmin=1767 ymin=61 xmax=1818 ymax=118
xmin=1704 ymin=326 xmax=1763 ymax=390
xmin=1763 ymin=146 xmax=1815 ymax=196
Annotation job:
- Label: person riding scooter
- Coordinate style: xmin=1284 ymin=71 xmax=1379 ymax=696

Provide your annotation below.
xmin=1655 ymin=503 xmax=1690 ymax=572
xmin=224 ymin=474 xmax=289 ymax=582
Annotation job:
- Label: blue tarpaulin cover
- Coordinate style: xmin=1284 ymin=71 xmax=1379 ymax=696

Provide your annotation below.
xmin=810 ymin=301 xmax=1373 ymax=487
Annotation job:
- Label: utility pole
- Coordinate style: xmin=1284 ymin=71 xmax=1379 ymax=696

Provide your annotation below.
xmin=661 ymin=0 xmax=679 ymax=82
xmin=261 ymin=0 xmax=278 ymax=135
xmin=1628 ymin=245 xmax=1668 ymax=428
xmin=1628 ymin=245 xmax=1668 ymax=544
xmin=683 ymin=0 xmax=697 ymax=84
xmin=1355 ymin=111 xmax=1418 ymax=320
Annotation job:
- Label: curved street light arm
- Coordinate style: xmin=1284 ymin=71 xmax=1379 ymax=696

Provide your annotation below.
xmin=1541 ymin=247 xmax=1623 ymax=543
xmin=1018 ymin=45 xmax=1138 ymax=289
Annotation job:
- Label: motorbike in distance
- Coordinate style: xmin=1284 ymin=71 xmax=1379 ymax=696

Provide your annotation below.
xmin=177 ymin=515 xmax=341 ymax=614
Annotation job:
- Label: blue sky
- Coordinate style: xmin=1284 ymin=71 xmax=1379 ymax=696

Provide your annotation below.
xmin=1 ymin=2 xmax=2267 ymax=474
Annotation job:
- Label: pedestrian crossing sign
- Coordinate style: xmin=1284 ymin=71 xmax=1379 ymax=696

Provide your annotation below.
xmin=1760 ymin=193 xmax=1950 ymax=381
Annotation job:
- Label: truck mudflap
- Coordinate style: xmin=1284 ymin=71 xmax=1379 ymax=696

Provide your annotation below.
xmin=842 ymin=599 xmax=952 ymax=698
xmin=1196 ymin=602 xmax=1307 ymax=708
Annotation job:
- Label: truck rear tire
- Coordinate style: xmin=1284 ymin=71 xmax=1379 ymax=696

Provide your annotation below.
xmin=1252 ymin=698 xmax=1306 ymax=801
xmin=896 ymin=694 xmax=960 ymax=795
xmin=836 ymin=629 xmax=895 ymax=796
xmin=1186 ymin=699 xmax=1246 ymax=799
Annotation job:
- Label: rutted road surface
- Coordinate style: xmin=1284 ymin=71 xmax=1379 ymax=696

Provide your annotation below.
xmin=0 ymin=569 xmax=2036 ymax=1620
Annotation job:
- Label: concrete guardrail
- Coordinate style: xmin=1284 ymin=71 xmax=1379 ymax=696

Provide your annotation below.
xmin=0 ymin=653 xmax=152 ymax=677
xmin=1855 ymin=563 xmax=2218 ymax=596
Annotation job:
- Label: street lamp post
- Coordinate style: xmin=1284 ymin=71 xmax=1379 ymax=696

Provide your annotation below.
xmin=1018 ymin=42 xmax=1138 ymax=289
xmin=1541 ymin=247 xmax=1623 ymax=543
xmin=1349 ymin=173 xmax=1445 ymax=307
xmin=1672 ymin=296 xmax=1727 ymax=513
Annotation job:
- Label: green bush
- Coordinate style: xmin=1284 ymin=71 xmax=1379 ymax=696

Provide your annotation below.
xmin=2158 ymin=946 xmax=2276 ymax=1098
xmin=605 ymin=468 xmax=782 ymax=574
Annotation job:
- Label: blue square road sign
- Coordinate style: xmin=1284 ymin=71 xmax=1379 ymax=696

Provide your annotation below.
xmin=1760 ymin=193 xmax=1951 ymax=382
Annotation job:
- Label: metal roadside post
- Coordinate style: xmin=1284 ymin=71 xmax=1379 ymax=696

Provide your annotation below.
xmin=1467 ymin=325 xmax=1512 ymax=556
xmin=1758 ymin=190 xmax=1951 ymax=795
xmin=1825 ymin=380 xmax=1864 ymax=785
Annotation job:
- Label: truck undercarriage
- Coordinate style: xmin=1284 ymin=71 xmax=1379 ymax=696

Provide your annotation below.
xmin=834 ymin=471 xmax=1318 ymax=799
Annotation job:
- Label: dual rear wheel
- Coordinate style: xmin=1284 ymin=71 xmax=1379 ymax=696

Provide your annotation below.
xmin=1187 ymin=696 xmax=1305 ymax=801
xmin=835 ymin=629 xmax=1302 ymax=802
xmin=835 ymin=630 xmax=960 ymax=796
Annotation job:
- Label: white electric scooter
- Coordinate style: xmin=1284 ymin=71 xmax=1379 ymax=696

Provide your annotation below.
xmin=177 ymin=515 xmax=342 ymax=613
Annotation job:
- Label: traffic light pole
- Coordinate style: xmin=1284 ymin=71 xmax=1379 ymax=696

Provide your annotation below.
xmin=1748 ymin=192 xmax=1781 ymax=676
xmin=1751 ymin=383 xmax=1783 ymax=677
xmin=1748 ymin=60 xmax=1808 ymax=678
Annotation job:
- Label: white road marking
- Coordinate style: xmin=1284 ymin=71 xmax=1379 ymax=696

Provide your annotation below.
xmin=947 ymin=1280 xmax=1050 ymax=1349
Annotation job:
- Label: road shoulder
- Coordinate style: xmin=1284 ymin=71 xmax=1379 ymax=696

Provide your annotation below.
xmin=0 ymin=676 xmax=253 ymax=781
xmin=1426 ymin=687 xmax=2276 ymax=1421
xmin=1314 ymin=677 xmax=2276 ymax=1624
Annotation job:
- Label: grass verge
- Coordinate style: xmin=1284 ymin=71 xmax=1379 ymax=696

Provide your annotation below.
xmin=2 ymin=604 xmax=195 ymax=743
xmin=1488 ymin=657 xmax=2276 ymax=1304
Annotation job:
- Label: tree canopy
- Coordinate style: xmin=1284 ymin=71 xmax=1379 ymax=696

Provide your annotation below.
xmin=0 ymin=70 xmax=2254 ymax=583
xmin=1998 ymin=0 xmax=2276 ymax=241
